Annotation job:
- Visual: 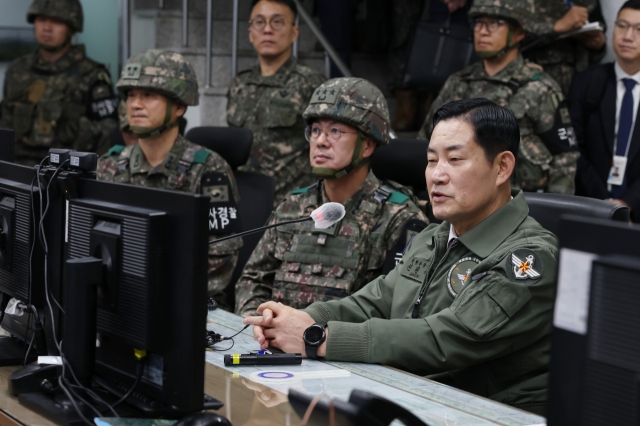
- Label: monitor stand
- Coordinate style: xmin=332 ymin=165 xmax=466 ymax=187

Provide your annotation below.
xmin=9 ymin=257 xmax=223 ymax=424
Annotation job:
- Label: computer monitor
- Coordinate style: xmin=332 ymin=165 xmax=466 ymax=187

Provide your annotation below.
xmin=0 ymin=129 xmax=16 ymax=163
xmin=0 ymin=160 xmax=45 ymax=364
xmin=547 ymin=216 xmax=640 ymax=425
xmin=12 ymin=177 xmax=220 ymax=423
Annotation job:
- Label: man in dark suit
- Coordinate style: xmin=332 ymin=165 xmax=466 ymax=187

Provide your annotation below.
xmin=569 ymin=0 xmax=640 ymax=222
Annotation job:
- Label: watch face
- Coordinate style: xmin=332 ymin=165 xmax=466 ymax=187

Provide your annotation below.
xmin=305 ymin=325 xmax=324 ymax=345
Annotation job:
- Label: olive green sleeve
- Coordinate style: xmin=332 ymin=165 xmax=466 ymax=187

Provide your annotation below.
xmin=320 ymin=246 xmax=557 ymax=376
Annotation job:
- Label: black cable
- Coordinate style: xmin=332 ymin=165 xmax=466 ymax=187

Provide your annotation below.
xmin=208 ymin=325 xmax=249 ymax=351
xmin=111 ymin=360 xmax=145 ymax=408
xmin=58 ymin=375 xmax=94 ymax=426
xmin=210 ymin=217 xmax=312 ymax=245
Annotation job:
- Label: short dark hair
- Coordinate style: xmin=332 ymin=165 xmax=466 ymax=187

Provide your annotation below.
xmin=250 ymin=0 xmax=298 ymax=19
xmin=432 ymin=98 xmax=520 ymax=162
xmin=619 ymin=0 xmax=640 ymax=16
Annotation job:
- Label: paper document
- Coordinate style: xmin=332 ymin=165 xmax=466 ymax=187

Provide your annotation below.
xmin=558 ymin=21 xmax=604 ymax=39
xmin=553 ymin=248 xmax=596 ymax=334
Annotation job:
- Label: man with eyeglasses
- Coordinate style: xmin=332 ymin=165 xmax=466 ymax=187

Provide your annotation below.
xmin=226 ymin=0 xmax=326 ymax=207
xmin=524 ymin=0 xmax=605 ymax=97
xmin=235 ymin=78 xmax=428 ymax=316
xmin=418 ymin=0 xmax=580 ymax=196
xmin=569 ymin=0 xmax=640 ymax=223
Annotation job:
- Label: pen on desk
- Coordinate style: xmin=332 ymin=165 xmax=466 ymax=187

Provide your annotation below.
xmin=224 ymin=353 xmax=302 ymax=366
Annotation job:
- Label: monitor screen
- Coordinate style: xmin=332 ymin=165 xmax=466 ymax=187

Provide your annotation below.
xmin=0 ymin=129 xmax=16 ymax=163
xmin=65 ymin=178 xmax=211 ymax=416
xmin=548 ymin=216 xmax=640 ymax=424
xmin=0 ymin=161 xmax=44 ymax=361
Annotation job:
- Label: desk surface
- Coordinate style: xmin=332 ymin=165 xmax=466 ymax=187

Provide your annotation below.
xmin=0 ymin=310 xmax=547 ymax=426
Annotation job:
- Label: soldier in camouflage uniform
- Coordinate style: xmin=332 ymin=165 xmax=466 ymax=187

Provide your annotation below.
xmin=97 ymin=50 xmax=242 ymax=311
xmin=418 ymin=0 xmax=580 ymax=195
xmin=524 ymin=0 xmax=605 ymax=96
xmin=235 ymin=77 xmax=428 ymax=316
xmin=226 ymin=0 xmax=326 ymax=206
xmin=0 ymin=0 xmax=118 ymax=166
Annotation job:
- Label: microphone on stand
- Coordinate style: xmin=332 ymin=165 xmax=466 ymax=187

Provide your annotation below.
xmin=210 ymin=202 xmax=346 ymax=245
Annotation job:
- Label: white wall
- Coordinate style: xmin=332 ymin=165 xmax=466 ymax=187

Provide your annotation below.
xmin=601 ymin=0 xmax=626 ymax=64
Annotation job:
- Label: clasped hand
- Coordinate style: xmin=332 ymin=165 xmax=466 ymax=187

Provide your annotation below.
xmin=243 ymin=301 xmax=325 ymax=357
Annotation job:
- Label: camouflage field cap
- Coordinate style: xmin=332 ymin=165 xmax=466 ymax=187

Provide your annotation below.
xmin=27 ymin=0 xmax=83 ymax=33
xmin=469 ymin=0 xmax=535 ymax=33
xmin=117 ymin=49 xmax=199 ymax=106
xmin=303 ymin=77 xmax=390 ymax=146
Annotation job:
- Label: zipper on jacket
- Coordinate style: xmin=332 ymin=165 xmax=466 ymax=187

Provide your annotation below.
xmin=412 ymin=239 xmax=456 ymax=318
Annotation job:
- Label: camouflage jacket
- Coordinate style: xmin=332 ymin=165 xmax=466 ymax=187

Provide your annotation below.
xmin=418 ymin=55 xmax=579 ymax=195
xmin=96 ymin=135 xmax=243 ymax=310
xmin=226 ymin=56 xmax=326 ymax=205
xmin=0 ymin=44 xmax=118 ymax=165
xmin=524 ymin=0 xmax=604 ymax=95
xmin=235 ymin=170 xmax=429 ymax=316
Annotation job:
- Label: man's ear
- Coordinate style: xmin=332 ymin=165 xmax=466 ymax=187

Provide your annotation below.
xmin=361 ymin=137 xmax=376 ymax=159
xmin=512 ymin=26 xmax=526 ymax=45
xmin=495 ymin=150 xmax=516 ymax=186
xmin=174 ymin=103 xmax=187 ymax=119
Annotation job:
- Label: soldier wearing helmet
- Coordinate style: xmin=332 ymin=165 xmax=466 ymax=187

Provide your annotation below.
xmin=418 ymin=0 xmax=580 ymax=196
xmin=244 ymin=99 xmax=559 ymax=416
xmin=97 ymin=50 xmax=243 ymax=310
xmin=0 ymin=0 xmax=118 ymax=165
xmin=235 ymin=77 xmax=428 ymax=316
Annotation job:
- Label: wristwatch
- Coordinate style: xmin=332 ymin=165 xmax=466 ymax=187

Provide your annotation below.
xmin=303 ymin=322 xmax=327 ymax=360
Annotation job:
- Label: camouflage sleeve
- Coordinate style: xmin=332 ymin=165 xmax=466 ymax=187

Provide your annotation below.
xmin=528 ymin=80 xmax=579 ymax=194
xmin=0 ymin=63 xmax=16 ymax=129
xmin=74 ymin=67 xmax=118 ymax=155
xmin=417 ymin=75 xmax=460 ymax=140
xmin=234 ymin=213 xmax=281 ymax=316
xmin=204 ymin=154 xmax=243 ymax=310
xmin=383 ymin=203 xmax=429 ymax=252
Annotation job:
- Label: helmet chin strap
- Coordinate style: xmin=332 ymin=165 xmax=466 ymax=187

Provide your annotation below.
xmin=475 ymin=25 xmax=519 ymax=60
xmin=128 ymin=98 xmax=180 ymax=139
xmin=312 ymin=132 xmax=370 ymax=179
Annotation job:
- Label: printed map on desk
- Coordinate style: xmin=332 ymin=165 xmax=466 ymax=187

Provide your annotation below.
xmin=207 ymin=310 xmax=546 ymax=426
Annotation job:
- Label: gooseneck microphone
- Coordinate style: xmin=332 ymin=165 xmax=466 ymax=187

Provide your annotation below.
xmin=209 ymin=202 xmax=346 ymax=245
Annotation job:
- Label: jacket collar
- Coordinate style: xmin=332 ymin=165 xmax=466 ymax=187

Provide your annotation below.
xmin=244 ymin=55 xmax=297 ymax=87
xmin=316 ymin=169 xmax=380 ymax=210
xmin=30 ymin=44 xmax=86 ymax=74
xmin=460 ymin=54 xmax=525 ymax=84
xmin=130 ymin=134 xmax=189 ymax=177
xmin=441 ymin=189 xmax=529 ymax=258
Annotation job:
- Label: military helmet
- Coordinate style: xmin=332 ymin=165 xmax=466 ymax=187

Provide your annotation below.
xmin=117 ymin=49 xmax=199 ymax=107
xmin=468 ymin=0 xmax=535 ymax=33
xmin=27 ymin=0 xmax=84 ymax=33
xmin=303 ymin=77 xmax=390 ymax=146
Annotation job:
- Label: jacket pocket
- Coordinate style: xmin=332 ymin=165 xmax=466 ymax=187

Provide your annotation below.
xmin=265 ymin=98 xmax=299 ymax=128
xmin=454 ymin=277 xmax=531 ymax=338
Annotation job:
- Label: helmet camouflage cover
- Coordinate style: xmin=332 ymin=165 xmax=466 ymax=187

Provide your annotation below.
xmin=469 ymin=0 xmax=535 ymax=33
xmin=117 ymin=49 xmax=199 ymax=106
xmin=27 ymin=0 xmax=83 ymax=33
xmin=303 ymin=77 xmax=390 ymax=145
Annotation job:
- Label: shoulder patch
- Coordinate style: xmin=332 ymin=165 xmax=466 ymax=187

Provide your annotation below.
xmin=388 ymin=191 xmax=410 ymax=205
xmin=506 ymin=248 xmax=544 ymax=283
xmin=193 ymin=149 xmax=211 ymax=164
xmin=291 ymin=186 xmax=310 ymax=195
xmin=531 ymin=73 xmax=542 ymax=82
xmin=108 ymin=145 xmax=125 ymax=156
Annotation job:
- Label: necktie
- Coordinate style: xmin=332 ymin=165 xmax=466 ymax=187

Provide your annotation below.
xmin=611 ymin=78 xmax=637 ymax=198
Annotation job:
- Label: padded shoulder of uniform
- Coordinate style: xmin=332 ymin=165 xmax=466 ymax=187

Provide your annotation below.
xmin=293 ymin=62 xmax=324 ymax=78
xmin=193 ymin=149 xmax=211 ymax=164
xmin=107 ymin=144 xmax=125 ymax=156
xmin=388 ymin=191 xmax=410 ymax=205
